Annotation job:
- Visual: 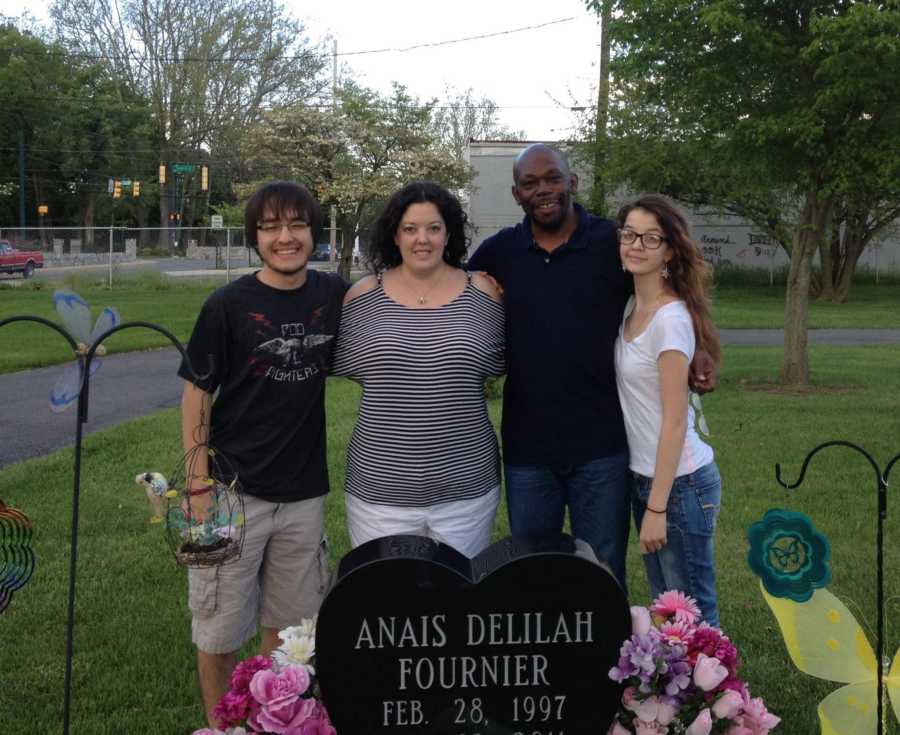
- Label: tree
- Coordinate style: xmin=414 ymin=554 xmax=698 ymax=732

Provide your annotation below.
xmin=50 ymin=0 xmax=327 ymax=237
xmin=428 ymin=86 xmax=524 ymax=163
xmin=591 ymin=0 xmax=900 ymax=385
xmin=585 ymin=2 xmax=613 ymax=217
xmin=243 ymin=82 xmax=472 ymax=279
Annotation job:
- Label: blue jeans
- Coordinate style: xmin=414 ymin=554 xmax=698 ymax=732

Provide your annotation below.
xmin=504 ymin=450 xmax=630 ymax=591
xmin=631 ymin=462 xmax=721 ymax=627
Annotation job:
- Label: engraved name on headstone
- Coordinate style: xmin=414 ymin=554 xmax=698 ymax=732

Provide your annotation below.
xmin=316 ymin=535 xmax=631 ymax=735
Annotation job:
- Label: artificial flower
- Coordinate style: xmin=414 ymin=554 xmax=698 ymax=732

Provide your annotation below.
xmin=630 ymin=605 xmax=652 ymax=635
xmin=712 ymin=689 xmax=745 ymax=719
xmin=685 ymin=707 xmax=713 ymax=735
xmin=693 ymin=654 xmax=729 ymax=691
xmin=652 ymin=590 xmax=701 ymax=624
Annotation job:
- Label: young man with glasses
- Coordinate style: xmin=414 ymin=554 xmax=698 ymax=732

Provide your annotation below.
xmin=467 ymin=144 xmax=716 ymax=591
xmin=179 ymin=181 xmax=346 ymax=727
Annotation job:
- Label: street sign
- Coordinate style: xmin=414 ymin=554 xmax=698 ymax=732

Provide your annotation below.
xmin=172 ymin=163 xmax=197 ymax=174
xmin=211 ymin=215 xmax=224 ymax=229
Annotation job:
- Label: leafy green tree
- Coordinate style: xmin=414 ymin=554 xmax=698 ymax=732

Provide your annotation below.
xmin=50 ymin=0 xmax=327 ymax=234
xmin=243 ymin=82 xmax=473 ymax=280
xmin=588 ymin=0 xmax=900 ymax=385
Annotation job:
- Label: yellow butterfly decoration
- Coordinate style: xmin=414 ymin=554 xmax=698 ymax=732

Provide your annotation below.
xmin=748 ymin=509 xmax=899 ymax=734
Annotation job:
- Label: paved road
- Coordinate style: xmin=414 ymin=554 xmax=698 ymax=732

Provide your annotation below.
xmin=1 ymin=328 xmax=899 ymax=470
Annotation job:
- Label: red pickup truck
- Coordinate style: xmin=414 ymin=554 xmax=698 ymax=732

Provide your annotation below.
xmin=0 ymin=240 xmax=44 ymax=278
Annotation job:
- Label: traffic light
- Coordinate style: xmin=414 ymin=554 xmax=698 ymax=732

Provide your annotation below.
xmin=133 ymin=181 xmax=140 ymax=197
xmin=200 ymin=165 xmax=209 ymax=191
xmin=113 ymin=180 xmax=122 ymax=198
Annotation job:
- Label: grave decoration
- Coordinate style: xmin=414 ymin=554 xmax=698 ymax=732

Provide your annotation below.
xmin=163 ymin=442 xmax=245 ymax=568
xmin=607 ymin=590 xmax=779 ymax=734
xmin=49 ymin=289 xmax=120 ymax=413
xmin=748 ymin=508 xmax=899 ymax=734
xmin=0 ymin=499 xmax=36 ymax=613
xmin=191 ymin=616 xmax=333 ymax=735
xmin=316 ymin=533 xmax=631 ymax=735
xmin=135 ymin=471 xmax=169 ymax=522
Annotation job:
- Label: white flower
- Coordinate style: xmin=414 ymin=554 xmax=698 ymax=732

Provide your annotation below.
xmin=273 ymin=634 xmax=316 ymax=674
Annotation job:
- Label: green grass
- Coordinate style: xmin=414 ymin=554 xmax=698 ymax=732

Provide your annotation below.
xmin=1 ymin=346 xmax=898 ymax=733
xmin=711 ymin=282 xmax=900 ymax=329
xmin=0 ymin=274 xmax=222 ymax=373
xmin=1 ymin=278 xmax=898 ymax=374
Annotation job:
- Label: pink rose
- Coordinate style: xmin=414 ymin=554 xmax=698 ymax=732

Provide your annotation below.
xmin=686 ymin=708 xmax=713 ymax=735
xmin=249 ymin=666 xmax=311 ymax=706
xmin=213 ymin=691 xmax=253 ymax=727
xmin=296 ymin=701 xmax=337 ymax=735
xmin=738 ymin=693 xmax=781 ymax=733
xmin=622 ymin=687 xmax=637 ymax=708
xmin=249 ymin=696 xmax=316 ymax=734
xmin=229 ymin=655 xmax=272 ymax=692
xmin=712 ymin=689 xmax=744 ymax=720
xmin=631 ymin=605 xmax=652 ymax=635
xmin=693 ymin=653 xmax=729 ymax=691
xmin=608 ymin=721 xmax=631 ymax=735
xmin=655 ymin=700 xmax=678 ymax=726
xmin=634 ymin=720 xmax=666 ymax=735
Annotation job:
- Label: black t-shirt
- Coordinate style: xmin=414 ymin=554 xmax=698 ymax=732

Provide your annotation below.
xmin=178 ymin=270 xmax=347 ymax=502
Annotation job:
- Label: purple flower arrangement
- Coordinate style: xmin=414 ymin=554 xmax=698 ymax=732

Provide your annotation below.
xmin=193 ymin=617 xmax=334 ymax=735
xmin=608 ymin=591 xmax=780 ymax=734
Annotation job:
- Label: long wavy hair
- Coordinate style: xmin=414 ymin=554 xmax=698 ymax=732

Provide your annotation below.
xmin=617 ymin=194 xmax=720 ymax=364
xmin=368 ymin=182 xmax=471 ymax=272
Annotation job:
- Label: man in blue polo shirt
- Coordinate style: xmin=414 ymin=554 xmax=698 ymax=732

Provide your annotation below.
xmin=468 ymin=143 xmax=714 ymax=590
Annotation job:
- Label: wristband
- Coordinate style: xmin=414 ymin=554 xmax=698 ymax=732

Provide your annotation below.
xmin=645 ymin=504 xmax=667 ymax=514
xmin=187 ymin=485 xmax=213 ymax=497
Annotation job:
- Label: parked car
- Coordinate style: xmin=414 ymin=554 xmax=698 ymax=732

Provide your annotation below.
xmin=310 ymin=243 xmax=331 ymax=262
xmin=0 ymin=240 xmax=44 ymax=278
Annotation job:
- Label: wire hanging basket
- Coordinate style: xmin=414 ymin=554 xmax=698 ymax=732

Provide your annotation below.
xmin=164 ymin=444 xmax=245 ymax=568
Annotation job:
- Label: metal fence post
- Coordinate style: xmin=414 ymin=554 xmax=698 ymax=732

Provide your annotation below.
xmin=226 ymin=227 xmax=231 ymax=283
xmin=108 ymin=225 xmax=113 ymax=288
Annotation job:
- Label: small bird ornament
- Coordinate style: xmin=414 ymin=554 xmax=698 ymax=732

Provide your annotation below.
xmin=135 ymin=471 xmax=169 ymax=522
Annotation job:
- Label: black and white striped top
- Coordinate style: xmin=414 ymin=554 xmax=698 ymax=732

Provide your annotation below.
xmin=332 ymin=275 xmax=505 ymax=507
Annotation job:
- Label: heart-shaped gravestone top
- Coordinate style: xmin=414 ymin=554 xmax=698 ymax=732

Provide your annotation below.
xmin=317 ymin=534 xmax=630 ymax=735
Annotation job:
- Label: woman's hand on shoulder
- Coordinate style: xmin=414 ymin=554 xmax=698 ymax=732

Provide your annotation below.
xmin=471 ymin=271 xmax=503 ymax=302
xmin=343 ymin=274 xmax=379 ymax=305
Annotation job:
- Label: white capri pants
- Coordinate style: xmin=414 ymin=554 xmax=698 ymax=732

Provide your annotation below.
xmin=345 ymin=486 xmax=500 ymax=558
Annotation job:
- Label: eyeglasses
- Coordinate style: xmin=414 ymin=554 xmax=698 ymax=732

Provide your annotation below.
xmin=618 ymin=228 xmax=667 ymax=250
xmin=257 ymin=221 xmax=309 ymax=234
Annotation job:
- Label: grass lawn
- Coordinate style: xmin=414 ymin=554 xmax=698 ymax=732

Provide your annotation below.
xmin=1 ymin=274 xmax=898 ymax=373
xmin=1 ymin=344 xmax=898 ymax=733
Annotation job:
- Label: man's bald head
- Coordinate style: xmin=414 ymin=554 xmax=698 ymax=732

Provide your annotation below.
xmin=513 ymin=144 xmax=572 ymax=184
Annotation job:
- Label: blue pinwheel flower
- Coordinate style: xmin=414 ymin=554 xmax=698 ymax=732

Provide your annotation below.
xmin=50 ymin=290 xmax=120 ymax=412
xmin=747 ymin=508 xmax=832 ymax=602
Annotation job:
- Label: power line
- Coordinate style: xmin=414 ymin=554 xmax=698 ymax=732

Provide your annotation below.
xmin=6 ymin=16 xmax=580 ymax=64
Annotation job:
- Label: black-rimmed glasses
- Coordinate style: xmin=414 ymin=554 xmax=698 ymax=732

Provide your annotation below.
xmin=618 ymin=228 xmax=667 ymax=250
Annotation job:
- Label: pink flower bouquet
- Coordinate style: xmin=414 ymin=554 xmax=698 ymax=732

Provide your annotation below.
xmin=193 ymin=616 xmax=335 ymax=735
xmin=608 ymin=591 xmax=780 ymax=734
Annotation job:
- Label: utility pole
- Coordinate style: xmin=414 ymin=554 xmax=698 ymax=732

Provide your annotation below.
xmin=590 ymin=3 xmax=612 ymax=218
xmin=329 ymin=38 xmax=338 ymax=269
xmin=18 ymin=129 xmax=26 ymax=236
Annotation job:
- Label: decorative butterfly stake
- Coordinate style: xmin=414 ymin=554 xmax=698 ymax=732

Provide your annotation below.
xmin=748 ymin=508 xmax=899 ymax=734
xmin=0 ymin=499 xmax=37 ymax=613
xmin=50 ymin=289 xmax=120 ymax=412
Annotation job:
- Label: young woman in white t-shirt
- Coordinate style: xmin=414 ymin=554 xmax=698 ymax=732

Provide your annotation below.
xmin=613 ymin=194 xmax=722 ymax=626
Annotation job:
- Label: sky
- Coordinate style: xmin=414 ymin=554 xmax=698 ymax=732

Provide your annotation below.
xmin=1 ymin=0 xmax=602 ymax=140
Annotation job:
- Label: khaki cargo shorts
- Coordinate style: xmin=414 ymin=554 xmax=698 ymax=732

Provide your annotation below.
xmin=188 ymin=493 xmax=330 ymax=654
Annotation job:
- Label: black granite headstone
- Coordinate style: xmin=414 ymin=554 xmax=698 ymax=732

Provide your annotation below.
xmin=316 ymin=534 xmax=631 ymax=735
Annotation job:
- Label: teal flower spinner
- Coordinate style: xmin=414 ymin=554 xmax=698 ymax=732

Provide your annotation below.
xmin=747 ymin=508 xmax=832 ymax=602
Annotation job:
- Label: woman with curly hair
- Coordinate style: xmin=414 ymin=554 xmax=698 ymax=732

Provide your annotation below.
xmin=331 ymin=181 xmax=505 ymax=557
xmin=614 ymin=194 xmax=723 ymax=625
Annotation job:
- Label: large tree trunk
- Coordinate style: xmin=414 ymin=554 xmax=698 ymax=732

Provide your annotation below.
xmin=83 ymin=192 xmax=96 ymax=249
xmin=782 ymin=190 xmax=831 ymax=386
xmin=590 ymin=2 xmax=612 ymax=218
xmin=338 ymin=216 xmax=356 ymax=281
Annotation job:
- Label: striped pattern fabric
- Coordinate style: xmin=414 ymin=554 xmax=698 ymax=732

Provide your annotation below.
xmin=332 ymin=279 xmax=505 ymax=507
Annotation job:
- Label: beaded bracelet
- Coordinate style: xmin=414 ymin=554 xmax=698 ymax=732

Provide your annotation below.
xmin=187 ymin=486 xmax=213 ymax=497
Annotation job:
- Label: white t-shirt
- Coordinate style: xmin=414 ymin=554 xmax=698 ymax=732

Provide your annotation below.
xmin=614 ymin=297 xmax=714 ymax=477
